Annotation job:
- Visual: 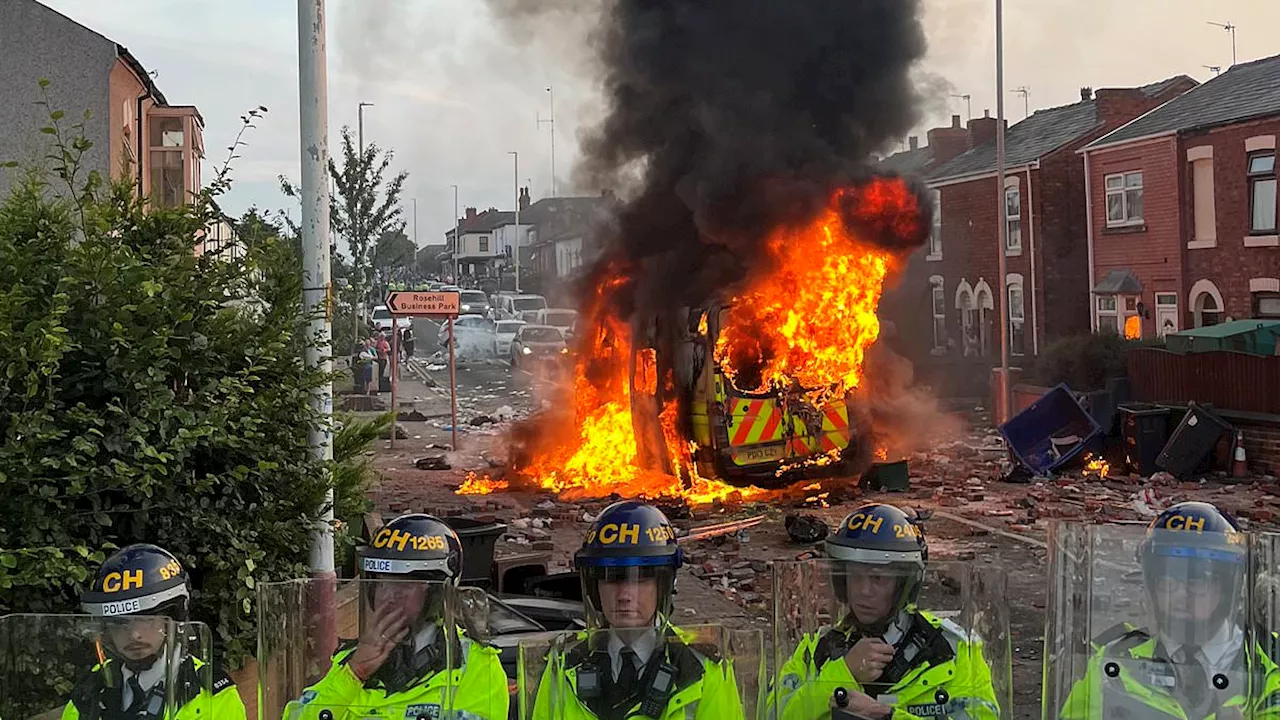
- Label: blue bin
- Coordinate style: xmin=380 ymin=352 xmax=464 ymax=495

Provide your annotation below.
xmin=1000 ymin=384 xmax=1104 ymax=475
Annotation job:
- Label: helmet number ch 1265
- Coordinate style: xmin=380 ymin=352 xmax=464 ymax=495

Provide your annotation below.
xmin=372 ymin=528 xmax=447 ymax=552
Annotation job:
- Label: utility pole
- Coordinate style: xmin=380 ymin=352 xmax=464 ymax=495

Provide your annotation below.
xmin=950 ymin=93 xmax=972 ymax=120
xmin=1013 ymin=86 xmax=1030 ymax=119
xmin=510 ymin=151 xmax=520 ymax=293
xmin=1207 ymin=21 xmax=1237 ymax=67
xmin=537 ymin=86 xmax=556 ymax=197
xmin=297 ymin=0 xmax=334 ymax=623
xmin=412 ymin=198 xmax=418 ymax=246
xmin=995 ymin=0 xmax=1011 ymax=426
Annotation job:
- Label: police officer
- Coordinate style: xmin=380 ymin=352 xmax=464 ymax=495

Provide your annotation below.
xmin=291 ymin=513 xmax=507 ymax=719
xmin=532 ymin=500 xmax=746 ymax=720
xmin=1058 ymin=502 xmax=1280 ymax=719
xmin=772 ymin=503 xmax=1000 ymax=720
xmin=70 ymin=544 xmax=246 ymax=720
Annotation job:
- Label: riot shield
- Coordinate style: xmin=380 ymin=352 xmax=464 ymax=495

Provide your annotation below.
xmin=1043 ymin=521 xmax=1267 ymax=720
xmin=770 ymin=559 xmax=1011 ymax=720
xmin=0 ymin=613 xmax=212 ymax=720
xmin=528 ymin=623 xmax=763 ymax=720
xmin=516 ymin=631 xmax=574 ymax=720
xmin=257 ymin=578 xmax=498 ymax=720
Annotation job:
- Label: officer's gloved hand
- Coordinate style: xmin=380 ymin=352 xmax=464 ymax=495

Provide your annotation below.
xmin=829 ymin=689 xmax=893 ymax=720
xmin=842 ymin=637 xmax=895 ymax=683
xmin=349 ymin=603 xmax=410 ymax=681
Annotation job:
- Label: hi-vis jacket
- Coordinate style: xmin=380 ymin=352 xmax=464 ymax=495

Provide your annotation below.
xmin=61 ymin=656 xmax=245 ymax=720
xmin=284 ymin=634 xmax=507 ymax=720
xmin=531 ymin=625 xmax=745 ymax=720
xmin=1059 ymin=630 xmax=1280 ymax=720
xmin=770 ymin=610 xmax=1000 ymax=720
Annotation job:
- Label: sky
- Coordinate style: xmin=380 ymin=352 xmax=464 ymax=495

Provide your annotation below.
xmin=39 ymin=0 xmax=1280 ymax=253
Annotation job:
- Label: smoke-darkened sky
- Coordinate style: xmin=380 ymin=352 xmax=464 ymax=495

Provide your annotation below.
xmin=33 ymin=0 xmax=1280 ymax=256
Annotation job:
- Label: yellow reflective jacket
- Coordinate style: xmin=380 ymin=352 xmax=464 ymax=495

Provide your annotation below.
xmin=60 ymin=656 xmax=245 ymax=720
xmin=769 ymin=610 xmax=1000 ymax=720
xmin=284 ymin=633 xmax=507 ymax=720
xmin=531 ymin=626 xmax=745 ymax=720
xmin=1059 ymin=630 xmax=1280 ymax=720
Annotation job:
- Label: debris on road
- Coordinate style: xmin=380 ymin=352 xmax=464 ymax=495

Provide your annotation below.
xmin=784 ymin=513 xmax=829 ymax=544
xmin=414 ymin=455 xmax=452 ymax=471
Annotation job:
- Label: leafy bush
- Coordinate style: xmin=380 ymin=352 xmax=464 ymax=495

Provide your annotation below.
xmin=1033 ymin=332 xmax=1155 ymax=391
xmin=0 ymin=97 xmax=378 ymax=669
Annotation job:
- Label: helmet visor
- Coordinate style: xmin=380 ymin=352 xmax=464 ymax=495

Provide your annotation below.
xmin=831 ymin=562 xmax=920 ymax=628
xmin=581 ymin=566 xmax=672 ymax=629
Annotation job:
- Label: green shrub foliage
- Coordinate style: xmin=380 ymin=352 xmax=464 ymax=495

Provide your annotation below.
xmin=0 ymin=97 xmax=375 ymax=668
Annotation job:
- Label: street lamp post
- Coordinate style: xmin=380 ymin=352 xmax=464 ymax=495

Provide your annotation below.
xmin=994 ymin=0 xmax=1012 ymax=426
xmin=451 ymin=184 xmax=460 ymax=284
xmin=509 ymin=151 xmax=520 ymax=293
xmin=355 ymin=101 xmax=374 ymax=347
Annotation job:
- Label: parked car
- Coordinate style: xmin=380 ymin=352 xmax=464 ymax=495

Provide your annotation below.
xmin=493 ymin=320 xmax=526 ymax=358
xmin=371 ymin=304 xmax=411 ymax=334
xmin=509 ymin=325 xmax=568 ymax=370
xmin=494 ymin=294 xmax=548 ymax=323
xmin=437 ymin=314 xmax=493 ymax=349
xmin=458 ymin=290 xmax=492 ymax=318
xmin=536 ymin=308 xmax=578 ymax=334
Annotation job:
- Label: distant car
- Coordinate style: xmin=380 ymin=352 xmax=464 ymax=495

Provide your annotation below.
xmin=495 ymin=294 xmax=549 ymax=323
xmin=437 ymin=314 xmax=492 ymax=349
xmin=459 ymin=290 xmax=492 ymax=318
xmin=536 ymin=309 xmax=578 ymax=334
xmin=493 ymin=320 xmax=526 ymax=358
xmin=371 ymin=304 xmax=411 ymax=334
xmin=510 ymin=325 xmax=568 ymax=370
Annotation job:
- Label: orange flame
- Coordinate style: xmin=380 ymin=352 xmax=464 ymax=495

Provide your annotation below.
xmin=1083 ymin=453 xmax=1110 ymax=478
xmin=457 ymin=472 xmax=509 ymax=495
xmin=714 ymin=184 xmax=903 ymax=406
xmin=874 ymin=446 xmax=889 ymax=462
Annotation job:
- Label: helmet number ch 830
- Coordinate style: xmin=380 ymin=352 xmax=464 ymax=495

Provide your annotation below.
xmin=372 ymin=528 xmax=448 ymax=552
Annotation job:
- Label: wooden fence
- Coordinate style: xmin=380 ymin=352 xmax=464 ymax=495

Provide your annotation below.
xmin=1127 ymin=348 xmax=1280 ymax=415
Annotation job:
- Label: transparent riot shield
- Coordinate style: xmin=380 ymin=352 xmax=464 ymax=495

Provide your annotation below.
xmin=258 ymin=578 xmax=497 ymax=720
xmin=1043 ymin=521 xmax=1267 ymax=720
xmin=0 ymin=613 xmax=212 ymax=720
xmin=516 ymin=631 xmax=575 ymax=720
xmin=770 ymin=559 xmax=1011 ymax=720
xmin=529 ymin=623 xmax=763 ymax=720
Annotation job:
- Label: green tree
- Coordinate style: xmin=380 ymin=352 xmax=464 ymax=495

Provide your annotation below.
xmin=374 ymin=228 xmax=418 ymax=286
xmin=282 ymin=126 xmax=407 ymax=346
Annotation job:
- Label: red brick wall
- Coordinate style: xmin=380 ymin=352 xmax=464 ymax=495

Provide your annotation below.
xmin=1087 ymin=136 xmax=1184 ymax=336
xmin=1237 ymin=418 xmax=1280 ymax=475
xmin=1034 ymin=148 xmax=1093 ymax=342
xmin=1181 ymin=116 xmax=1280 ymax=320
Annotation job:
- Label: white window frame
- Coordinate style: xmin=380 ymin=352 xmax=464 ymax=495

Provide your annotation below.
xmin=1004 ymin=186 xmax=1022 ymax=254
xmin=1105 ymin=172 xmax=1144 ymax=227
xmin=930 ymin=277 xmax=947 ymax=354
xmin=1007 ymin=275 xmax=1025 ymax=355
xmin=926 ymin=189 xmax=943 ymax=260
xmin=1095 ymin=295 xmax=1121 ymax=334
xmin=1248 ymin=151 xmax=1278 ymax=234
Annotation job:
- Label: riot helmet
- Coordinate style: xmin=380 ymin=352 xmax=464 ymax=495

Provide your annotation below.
xmin=825 ymin=503 xmax=927 ymax=635
xmin=358 ymin=513 xmax=463 ymax=624
xmin=576 ymin=501 xmax=683 ymax=629
xmin=1139 ymin=502 xmax=1246 ymax=645
xmin=80 ymin=544 xmax=190 ymax=671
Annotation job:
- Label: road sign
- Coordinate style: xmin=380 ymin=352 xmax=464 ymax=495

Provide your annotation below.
xmin=386 ymin=291 xmax=460 ymax=318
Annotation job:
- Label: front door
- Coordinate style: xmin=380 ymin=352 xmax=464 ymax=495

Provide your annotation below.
xmin=1155 ymin=293 xmax=1178 ymax=337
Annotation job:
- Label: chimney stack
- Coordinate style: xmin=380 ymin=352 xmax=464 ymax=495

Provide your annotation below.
xmin=465 ymin=207 xmax=477 ymax=220
xmin=908 ymin=136 xmax=919 ymax=151
xmin=518 ymin=186 xmax=531 ymax=211
xmin=951 ymin=114 xmax=962 ymax=128
xmin=967 ymin=112 xmax=1005 ymax=150
xmin=928 ymin=118 xmax=970 ymax=166
xmin=1080 ymin=87 xmax=1093 ymax=101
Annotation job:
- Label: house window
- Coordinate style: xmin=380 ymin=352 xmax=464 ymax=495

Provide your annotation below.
xmin=927 ymin=190 xmax=942 ymax=259
xmin=1004 ymin=186 xmax=1022 ymax=253
xmin=1194 ymin=291 xmax=1221 ymax=327
xmin=1248 ymin=152 xmax=1277 ymax=234
xmin=149 ymin=150 xmax=184 ymax=208
xmin=1105 ymin=172 xmax=1144 ymax=227
xmin=479 ymin=235 xmax=489 ymax=253
xmin=1008 ymin=281 xmax=1025 ymax=355
xmin=1255 ymin=292 xmax=1280 ymax=319
xmin=1096 ymin=295 xmax=1120 ymax=334
xmin=1155 ymin=292 xmax=1179 ymax=337
xmin=930 ymin=279 xmax=947 ymax=354
xmin=150 ymin=116 xmax=184 ymax=148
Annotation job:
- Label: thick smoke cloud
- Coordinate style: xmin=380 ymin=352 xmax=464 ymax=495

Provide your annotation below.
xmin=489 ymin=2 xmax=932 ymax=303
